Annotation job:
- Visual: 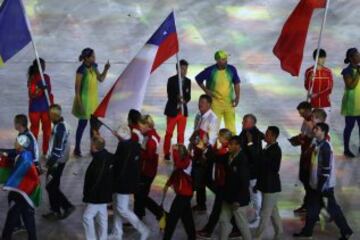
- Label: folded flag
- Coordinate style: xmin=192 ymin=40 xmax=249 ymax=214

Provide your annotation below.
xmin=273 ymin=0 xmax=326 ymax=76
xmin=93 ymin=12 xmax=179 ymax=123
xmin=2 ymin=151 xmax=41 ymax=207
xmin=0 ymin=156 xmax=13 ymax=184
xmin=0 ymin=0 xmax=32 ymax=66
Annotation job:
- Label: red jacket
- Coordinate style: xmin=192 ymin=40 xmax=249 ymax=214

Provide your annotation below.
xmin=140 ymin=129 xmax=160 ymax=178
xmin=304 ymin=66 xmax=333 ymax=108
xmin=212 ymin=143 xmax=228 ymax=187
xmin=166 ymin=148 xmax=193 ymax=197
xmin=129 ymin=124 xmax=142 ymax=143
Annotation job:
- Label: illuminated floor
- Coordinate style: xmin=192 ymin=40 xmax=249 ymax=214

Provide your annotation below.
xmin=0 ymin=0 xmax=359 ymax=239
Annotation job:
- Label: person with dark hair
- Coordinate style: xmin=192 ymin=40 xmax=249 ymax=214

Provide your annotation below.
xmin=304 ymin=49 xmax=333 ymax=120
xmin=197 ymin=129 xmax=240 ymax=239
xmin=290 ymin=101 xmax=314 ymax=214
xmin=163 ymin=59 xmax=191 ymax=161
xmin=219 ymin=136 xmax=251 ymax=240
xmin=254 ymin=126 xmax=283 ymax=240
xmin=239 ymin=113 xmax=264 ymax=223
xmin=196 ymin=50 xmax=241 ymax=134
xmin=82 ymin=136 xmax=114 ymax=240
xmin=0 ymin=114 xmax=40 ymax=233
xmin=191 ymin=94 xmax=219 ymax=212
xmin=294 ymin=123 xmax=353 ymax=240
xmin=162 ymin=144 xmax=196 ymax=240
xmin=128 ymin=109 xmax=143 ymax=143
xmin=72 ymin=48 xmax=111 ymax=157
xmin=28 ymin=58 xmax=54 ymax=155
xmin=340 ymin=48 xmax=360 ymax=158
xmin=0 ymin=114 xmax=40 ymax=166
xmin=1 ymin=135 xmax=40 ymax=240
xmin=43 ymin=104 xmax=74 ymax=220
xmin=110 ymin=124 xmax=150 ymax=240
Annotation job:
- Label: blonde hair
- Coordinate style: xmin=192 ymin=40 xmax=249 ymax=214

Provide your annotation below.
xmin=91 ymin=135 xmax=105 ymax=151
xmin=139 ymin=114 xmax=155 ymax=128
xmin=218 ymin=128 xmax=233 ymax=141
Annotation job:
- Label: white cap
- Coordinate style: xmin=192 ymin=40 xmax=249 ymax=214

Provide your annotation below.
xmin=16 ymin=135 xmax=30 ymax=148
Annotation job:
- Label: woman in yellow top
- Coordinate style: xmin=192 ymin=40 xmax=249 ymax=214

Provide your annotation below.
xmin=341 ymin=48 xmax=360 ymax=158
xmin=72 ymin=48 xmax=110 ymax=157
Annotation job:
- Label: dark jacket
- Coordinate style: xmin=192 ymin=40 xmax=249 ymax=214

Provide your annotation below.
xmin=113 ymin=139 xmax=141 ymax=194
xmin=83 ymin=149 xmax=114 ymax=204
xmin=164 ymin=75 xmax=191 ymax=117
xmin=223 ymin=151 xmax=250 ymax=206
xmin=239 ymin=126 xmax=264 ymax=179
xmin=256 ymin=143 xmax=282 ymax=193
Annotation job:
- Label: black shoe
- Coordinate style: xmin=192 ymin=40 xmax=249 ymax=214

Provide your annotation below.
xmin=123 ymin=222 xmax=133 ymax=228
xmin=294 ymin=206 xmax=307 ymax=214
xmin=229 ymin=229 xmax=242 ymax=239
xmin=293 ymin=232 xmax=313 ymax=239
xmin=13 ymin=225 xmax=26 ymax=234
xmin=196 ymin=230 xmax=211 ymax=239
xmin=164 ymin=154 xmax=171 ymax=161
xmin=192 ymin=205 xmax=207 ymax=212
xmin=344 ymin=150 xmax=355 ymax=158
xmin=62 ymin=206 xmax=76 ymax=219
xmin=339 ymin=232 xmax=353 ymax=240
xmin=42 ymin=212 xmax=62 ymax=221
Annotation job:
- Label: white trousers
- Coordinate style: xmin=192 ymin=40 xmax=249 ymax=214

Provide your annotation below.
xmin=255 ymin=193 xmax=283 ymax=239
xmin=111 ymin=194 xmax=149 ymax=240
xmin=82 ymin=203 xmax=108 ymax=240
xmin=250 ymin=179 xmax=262 ymax=217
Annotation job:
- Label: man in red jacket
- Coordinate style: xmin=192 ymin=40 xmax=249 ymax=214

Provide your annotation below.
xmin=304 ymin=49 xmax=333 ymax=120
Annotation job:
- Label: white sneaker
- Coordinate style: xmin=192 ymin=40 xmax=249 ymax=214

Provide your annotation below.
xmin=140 ymin=226 xmax=150 ymax=240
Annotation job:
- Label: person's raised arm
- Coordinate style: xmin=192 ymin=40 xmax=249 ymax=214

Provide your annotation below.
xmin=96 ymin=61 xmax=111 ymax=82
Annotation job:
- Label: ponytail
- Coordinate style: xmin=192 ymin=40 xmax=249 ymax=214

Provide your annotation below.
xmin=79 ymin=48 xmax=94 ymax=62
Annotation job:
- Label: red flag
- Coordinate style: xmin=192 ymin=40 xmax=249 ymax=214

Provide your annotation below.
xmin=273 ymin=0 xmax=326 ymax=76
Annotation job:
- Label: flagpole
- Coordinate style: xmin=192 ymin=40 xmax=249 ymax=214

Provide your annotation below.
xmin=19 ymin=0 xmax=51 ymax=106
xmin=173 ymin=9 xmax=184 ymax=115
xmin=307 ymin=0 xmax=330 ymax=101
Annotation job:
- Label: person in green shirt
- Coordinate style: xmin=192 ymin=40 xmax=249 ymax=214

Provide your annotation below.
xmin=72 ymin=48 xmax=110 ymax=157
xmin=341 ymin=48 xmax=360 ymax=158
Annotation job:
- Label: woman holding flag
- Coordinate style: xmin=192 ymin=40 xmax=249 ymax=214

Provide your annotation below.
xmin=72 ymin=48 xmax=110 ymax=157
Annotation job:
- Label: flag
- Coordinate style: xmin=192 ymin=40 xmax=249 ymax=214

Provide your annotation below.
xmin=0 ymin=0 xmax=32 ymax=66
xmin=93 ymin=12 xmax=179 ymax=121
xmin=0 ymin=156 xmax=12 ymax=184
xmin=1 ymin=152 xmax=41 ymax=207
xmin=273 ymin=0 xmax=326 ymax=76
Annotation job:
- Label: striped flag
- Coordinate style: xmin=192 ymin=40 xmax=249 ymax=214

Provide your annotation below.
xmin=1 ymin=152 xmax=41 ymax=207
xmin=93 ymin=12 xmax=179 ymax=121
xmin=0 ymin=0 xmax=31 ymax=66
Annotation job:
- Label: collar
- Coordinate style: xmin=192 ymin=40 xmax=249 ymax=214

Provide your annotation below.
xmin=201 ymin=109 xmax=212 ymax=119
xmin=265 ymin=142 xmax=277 ymax=149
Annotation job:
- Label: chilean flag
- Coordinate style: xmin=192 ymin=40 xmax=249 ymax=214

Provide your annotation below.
xmin=94 ymin=12 xmax=179 ymax=119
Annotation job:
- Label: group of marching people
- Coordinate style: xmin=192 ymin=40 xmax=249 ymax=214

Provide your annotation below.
xmin=0 ymin=46 xmax=359 ymax=240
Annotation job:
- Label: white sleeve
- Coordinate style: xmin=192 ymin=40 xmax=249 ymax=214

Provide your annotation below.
xmin=208 ymin=115 xmax=219 ymax=145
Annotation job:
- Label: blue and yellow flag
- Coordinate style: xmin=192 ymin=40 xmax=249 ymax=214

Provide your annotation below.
xmin=0 ymin=0 xmax=31 ymax=66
